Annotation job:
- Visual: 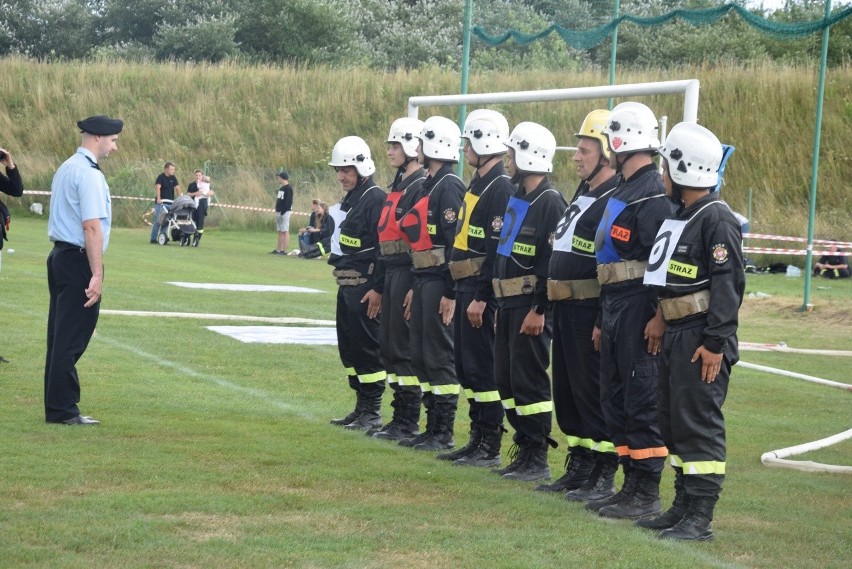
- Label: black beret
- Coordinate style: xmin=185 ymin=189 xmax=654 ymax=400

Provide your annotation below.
xmin=277 ymin=170 xmax=289 ymax=180
xmin=77 ymin=115 xmax=124 ymax=136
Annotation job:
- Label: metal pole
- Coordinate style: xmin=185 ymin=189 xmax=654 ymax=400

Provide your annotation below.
xmin=746 ymin=187 xmax=753 ymax=248
xmin=458 ymin=0 xmax=474 ymax=176
xmin=608 ymin=0 xmax=621 ymax=110
xmin=802 ymin=0 xmax=833 ymax=312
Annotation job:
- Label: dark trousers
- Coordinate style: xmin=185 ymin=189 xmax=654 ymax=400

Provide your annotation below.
xmin=659 ymin=317 xmax=731 ymax=496
xmin=335 ymin=282 xmax=385 ymax=400
xmin=552 ymin=299 xmax=609 ymax=449
xmin=193 ymin=199 xmax=208 ymax=232
xmin=495 ymin=304 xmax=553 ymax=443
xmin=599 ymin=286 xmax=666 ymax=473
xmin=454 ymin=287 xmax=503 ymax=428
xmin=44 ymin=244 xmax=100 ymax=422
xmin=381 ymin=266 xmax=416 ymax=383
xmin=409 ymin=277 xmax=457 ymax=395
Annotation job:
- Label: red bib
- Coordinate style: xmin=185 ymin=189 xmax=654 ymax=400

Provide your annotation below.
xmin=400 ymin=194 xmax=433 ymax=252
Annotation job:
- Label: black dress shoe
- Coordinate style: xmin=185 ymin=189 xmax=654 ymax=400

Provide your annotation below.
xmin=62 ymin=415 xmax=100 ymax=425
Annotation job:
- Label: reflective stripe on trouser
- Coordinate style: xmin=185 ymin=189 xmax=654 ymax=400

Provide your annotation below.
xmin=565 ymin=435 xmax=616 ymax=454
xmin=551 ymin=299 xmax=610 ymax=446
xmin=495 ymin=304 xmax=553 ymax=443
xmin=336 ymin=281 xmax=385 ymax=400
xmin=454 ymin=286 xmax=503 ymax=427
xmin=599 ymin=285 xmax=667 ymax=473
xmin=380 ymin=266 xmax=416 ymax=380
xmin=410 ymin=276 xmax=458 ymax=398
xmin=660 ymin=318 xmax=731 ymax=496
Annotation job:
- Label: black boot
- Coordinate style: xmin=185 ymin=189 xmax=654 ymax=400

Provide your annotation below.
xmin=192 ymin=232 xmax=201 ymax=247
xmin=369 ymin=386 xmax=407 ymax=438
xmin=302 ymin=244 xmax=322 ymax=259
xmin=503 ymin=440 xmax=551 ymax=482
xmin=658 ymin=495 xmax=716 ymax=541
xmin=565 ymin=451 xmax=618 ymax=502
xmin=399 ymin=390 xmax=432 ymax=447
xmin=414 ymin=395 xmax=456 ymax=451
xmin=344 ymin=389 xmax=383 ymax=431
xmin=330 ymin=392 xmax=362 ymax=426
xmin=453 ymin=425 xmax=503 ymax=468
xmin=375 ymin=386 xmax=422 ymax=440
xmin=586 ymin=461 xmax=636 ymax=512
xmin=535 ymin=446 xmax=595 ymax=492
xmin=492 ymin=443 xmax=523 ymax=475
xmin=599 ymin=469 xmax=662 ymax=520
xmin=436 ymin=424 xmax=481 ymax=461
xmin=637 ymin=467 xmax=689 ymax=530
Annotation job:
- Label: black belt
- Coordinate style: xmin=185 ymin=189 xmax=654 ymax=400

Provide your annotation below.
xmin=54 ymin=241 xmax=86 ymax=252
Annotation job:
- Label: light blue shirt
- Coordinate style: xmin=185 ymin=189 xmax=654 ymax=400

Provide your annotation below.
xmin=48 ymin=147 xmax=111 ymax=251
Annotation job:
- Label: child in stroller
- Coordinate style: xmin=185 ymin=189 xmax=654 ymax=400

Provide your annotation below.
xmin=156 ymin=195 xmax=198 ymax=246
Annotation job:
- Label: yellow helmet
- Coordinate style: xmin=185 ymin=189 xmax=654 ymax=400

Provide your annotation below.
xmin=575 ymin=109 xmax=611 ymax=162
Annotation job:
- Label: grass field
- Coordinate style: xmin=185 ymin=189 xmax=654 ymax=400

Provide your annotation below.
xmin=0 ymin=218 xmax=849 ymax=569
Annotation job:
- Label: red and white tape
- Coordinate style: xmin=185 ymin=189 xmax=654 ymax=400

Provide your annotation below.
xmin=744 ymin=233 xmax=852 ymax=248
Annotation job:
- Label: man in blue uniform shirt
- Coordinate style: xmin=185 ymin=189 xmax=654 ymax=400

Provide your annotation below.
xmin=45 ymin=114 xmax=123 ymax=425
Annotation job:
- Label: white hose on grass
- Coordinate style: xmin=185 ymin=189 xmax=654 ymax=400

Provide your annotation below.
xmin=739 ymin=357 xmax=852 ymax=474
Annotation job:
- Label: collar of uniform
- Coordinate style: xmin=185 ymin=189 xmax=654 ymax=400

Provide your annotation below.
xmin=623 ymin=162 xmax=657 ymax=183
xmin=76 ymin=147 xmax=98 ymax=168
xmin=395 ymin=167 xmax=425 ymax=192
xmin=471 ymin=160 xmax=508 ymax=194
xmin=681 ymin=191 xmax=719 ymax=216
xmin=423 ymin=163 xmax=455 ymax=190
xmin=518 ymin=176 xmax=553 ymax=201
xmin=344 ymin=176 xmax=376 ymax=204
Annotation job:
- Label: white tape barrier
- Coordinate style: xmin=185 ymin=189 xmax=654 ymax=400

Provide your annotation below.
xmin=101 ymin=309 xmax=334 ymax=326
xmin=744 ymin=233 xmax=852 ymax=248
xmin=743 ymin=247 xmax=832 ymax=256
xmin=738 ymin=361 xmax=851 ymax=391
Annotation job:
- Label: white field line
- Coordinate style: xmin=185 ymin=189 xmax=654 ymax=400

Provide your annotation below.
xmin=740 ymin=342 xmax=852 ymax=357
xmin=101 ymin=309 xmax=334 ymax=326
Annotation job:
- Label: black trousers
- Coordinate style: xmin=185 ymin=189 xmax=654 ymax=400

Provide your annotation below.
xmin=659 ymin=317 xmax=731 ymax=496
xmin=409 ymin=276 xmax=457 ymax=396
xmin=335 ymin=282 xmax=385 ymax=400
xmin=380 ymin=266 xmax=417 ymax=385
xmin=599 ymin=286 xmax=666 ymax=473
xmin=495 ymin=304 xmax=553 ymax=443
xmin=44 ymin=244 xmax=100 ymax=422
xmin=552 ymin=299 xmax=610 ymax=450
xmin=193 ymin=199 xmax=208 ymax=232
xmin=454 ymin=287 xmax=503 ymax=428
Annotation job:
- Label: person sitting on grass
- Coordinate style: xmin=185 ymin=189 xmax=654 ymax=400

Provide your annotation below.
xmin=813 ymin=242 xmax=850 ymax=279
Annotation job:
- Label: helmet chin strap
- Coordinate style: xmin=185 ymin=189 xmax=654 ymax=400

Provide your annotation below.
xmin=670 ymin=181 xmax=685 ymax=206
xmin=583 ymin=157 xmax=607 ymax=183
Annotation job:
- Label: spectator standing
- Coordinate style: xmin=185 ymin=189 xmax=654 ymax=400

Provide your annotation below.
xmin=0 ymin=145 xmax=23 ymax=249
xmin=150 ymin=162 xmax=181 ymax=243
xmin=44 ymin=115 xmax=123 ymax=425
xmin=272 ymin=171 xmax=293 ymax=255
xmin=186 ymin=169 xmax=213 ymax=247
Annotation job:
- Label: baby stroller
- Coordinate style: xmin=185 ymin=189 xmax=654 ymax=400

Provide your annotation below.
xmin=157 ymin=195 xmax=198 ymax=246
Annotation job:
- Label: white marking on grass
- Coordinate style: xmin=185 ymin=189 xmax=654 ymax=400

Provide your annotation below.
xmin=167 ymin=282 xmax=324 ymax=293
xmin=97 ymin=336 xmax=312 ymax=419
xmin=101 ymin=309 xmax=334 ymax=326
xmin=208 ymin=326 xmax=337 ymax=345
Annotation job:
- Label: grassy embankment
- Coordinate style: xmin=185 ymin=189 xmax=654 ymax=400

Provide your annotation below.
xmin=0 ymin=217 xmax=849 ymax=568
xmin=1 ymin=57 xmax=850 ymax=243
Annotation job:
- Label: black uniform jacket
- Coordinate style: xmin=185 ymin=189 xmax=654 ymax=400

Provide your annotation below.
xmin=380 ymin=166 xmax=426 ymax=269
xmin=650 ymin=193 xmax=745 ymax=355
xmin=549 ymin=175 xmax=620 ymax=284
xmin=593 ymin=163 xmax=675 ymax=290
xmin=328 ymin=176 xmax=386 ymax=292
xmin=402 ymin=163 xmax=465 ymax=299
xmin=494 ymin=177 xmax=568 ymax=310
xmin=451 ymin=161 xmax=514 ymax=301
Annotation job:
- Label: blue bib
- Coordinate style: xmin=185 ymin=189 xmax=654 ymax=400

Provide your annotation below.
xmin=595 ymin=198 xmax=628 ymax=264
xmin=496 ymin=197 xmax=531 ymax=257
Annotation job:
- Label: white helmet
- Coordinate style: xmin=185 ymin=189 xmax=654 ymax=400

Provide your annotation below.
xmin=604 ymin=102 xmax=660 ymax=155
xmin=329 ymin=136 xmax=375 ymax=177
xmin=659 ymin=122 xmax=723 ymax=188
xmin=417 ymin=116 xmax=461 ymax=162
xmin=387 ymin=117 xmax=424 ymax=159
xmin=462 ymin=109 xmax=509 ymax=156
xmin=504 ymin=121 xmax=556 ymax=174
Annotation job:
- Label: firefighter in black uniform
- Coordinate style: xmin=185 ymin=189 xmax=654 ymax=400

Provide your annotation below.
xmin=492 ymin=121 xmax=567 ymax=482
xmin=369 ymin=117 xmax=427 ymax=441
xmin=326 ymin=136 xmax=389 ymax=431
xmin=585 ymin=102 xmax=675 ymax=519
xmin=539 ymin=110 xmax=620 ymax=497
xmin=438 ymin=109 xmax=514 ymax=468
xmin=397 ymin=116 xmax=465 ymax=451
xmin=638 ymin=122 xmax=744 ymax=541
